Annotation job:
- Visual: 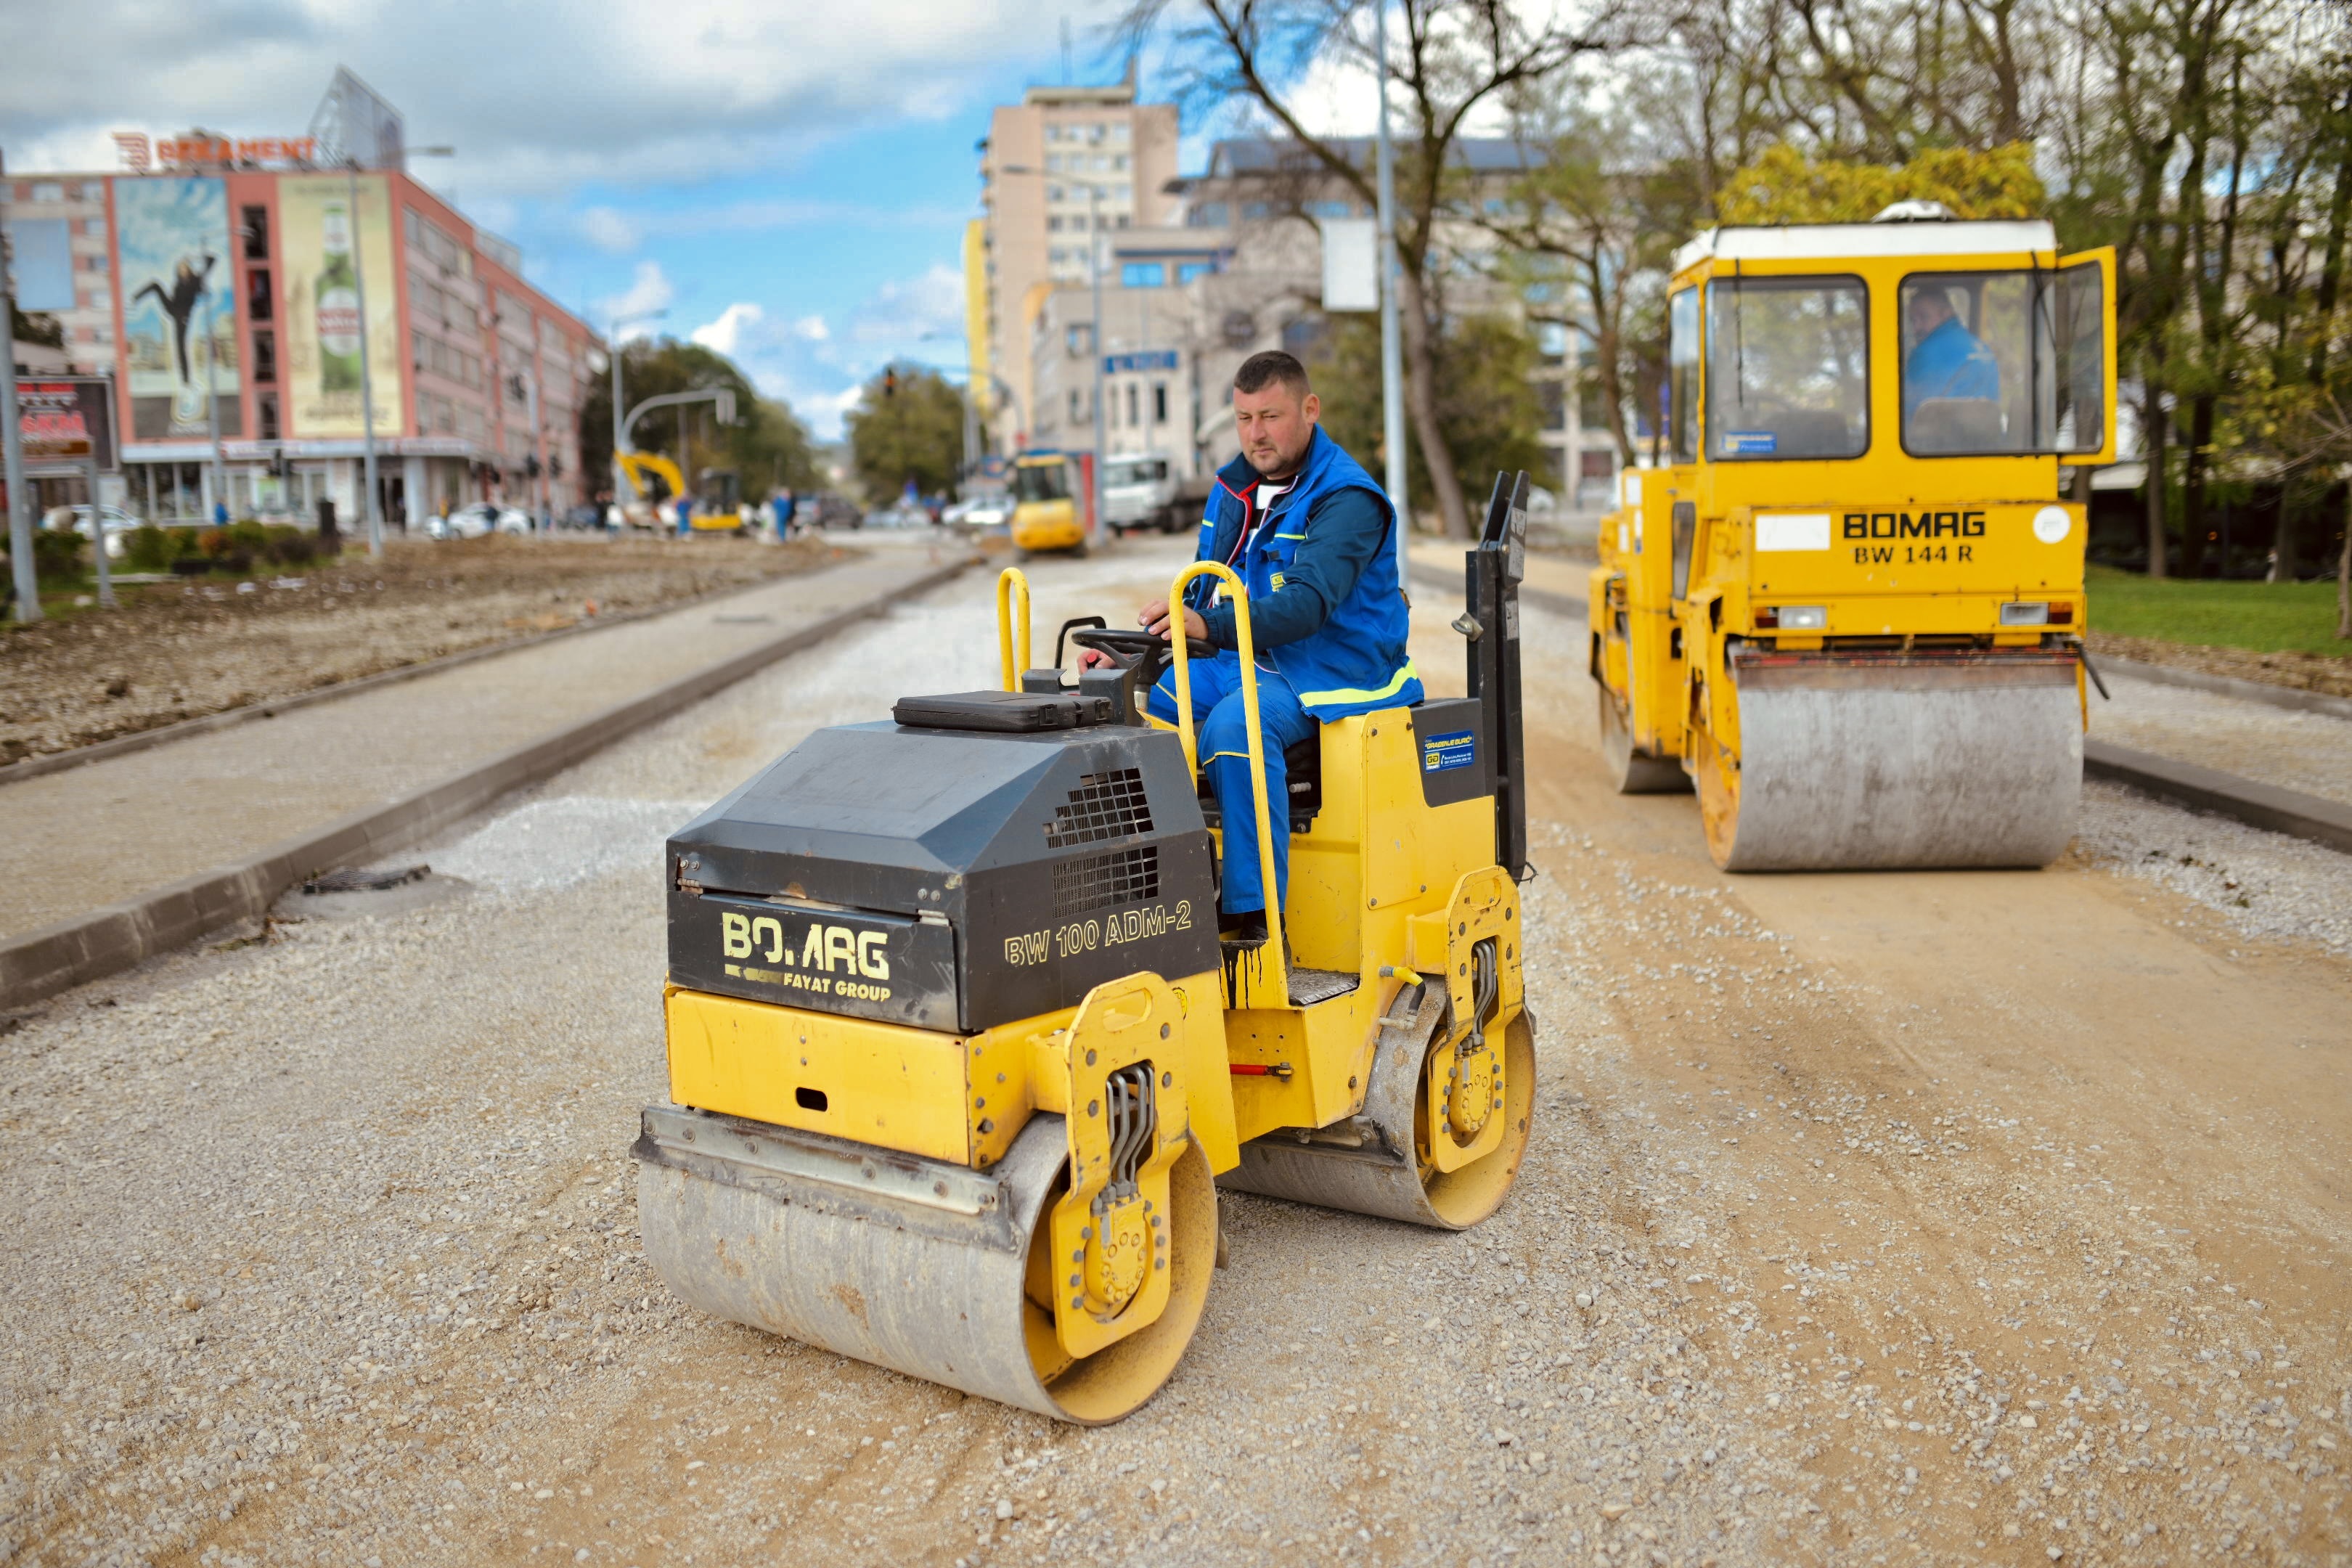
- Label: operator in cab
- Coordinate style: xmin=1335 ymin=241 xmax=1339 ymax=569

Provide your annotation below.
xmin=1124 ymin=350 xmax=1418 ymax=944
xmin=1902 ymin=285 xmax=2000 ymax=416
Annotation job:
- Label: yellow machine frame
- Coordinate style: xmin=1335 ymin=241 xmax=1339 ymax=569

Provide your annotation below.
xmin=617 ymin=450 xmax=742 ymax=531
xmin=1588 ymin=224 xmax=2117 ymax=865
xmin=1009 ymin=452 xmax=1090 ymax=554
xmin=658 ymin=563 xmax=1530 ymax=1396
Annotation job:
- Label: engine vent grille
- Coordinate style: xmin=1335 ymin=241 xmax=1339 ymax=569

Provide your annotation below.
xmin=1051 ymin=846 xmax=1161 ymax=919
xmin=1046 ymin=768 xmax=1154 ymax=848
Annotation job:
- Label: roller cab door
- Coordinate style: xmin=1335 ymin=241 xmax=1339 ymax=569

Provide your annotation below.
xmin=2053 ymin=248 xmax=2117 ymax=466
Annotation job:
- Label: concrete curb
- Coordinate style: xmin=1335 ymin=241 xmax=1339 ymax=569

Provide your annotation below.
xmin=2093 ymin=653 xmax=2352 ymax=722
xmin=0 ymin=553 xmax=978 ymax=1013
xmin=2083 ymin=739 xmax=2352 ymax=856
xmin=1410 ymin=560 xmax=1585 ymax=622
xmin=0 ymin=546 xmax=870 ymax=788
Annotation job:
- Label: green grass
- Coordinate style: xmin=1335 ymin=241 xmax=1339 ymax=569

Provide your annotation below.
xmin=2086 ymin=564 xmax=2348 ymax=658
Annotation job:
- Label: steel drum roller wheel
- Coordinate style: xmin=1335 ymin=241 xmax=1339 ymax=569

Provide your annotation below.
xmin=1218 ymin=992 xmax=1535 ymax=1231
xmin=636 ymin=1113 xmax=1218 ymax=1425
xmin=1598 ymin=685 xmax=1691 ymax=795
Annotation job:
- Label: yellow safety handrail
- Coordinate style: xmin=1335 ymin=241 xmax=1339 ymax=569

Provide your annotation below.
xmin=1167 ymin=562 xmax=1287 ymax=1004
xmin=995 ymin=567 xmax=1032 ymax=693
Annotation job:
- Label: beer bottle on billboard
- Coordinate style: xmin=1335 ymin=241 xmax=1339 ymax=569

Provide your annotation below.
xmin=318 ymin=201 xmax=363 ymax=393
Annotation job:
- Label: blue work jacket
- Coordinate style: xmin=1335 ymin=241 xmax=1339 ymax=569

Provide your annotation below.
xmin=1181 ymin=428 xmax=1421 ymax=722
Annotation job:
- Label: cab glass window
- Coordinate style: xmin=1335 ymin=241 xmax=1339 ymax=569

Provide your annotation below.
xmin=1901 ymin=269 xmax=2107 ymax=455
xmin=1704 ymin=276 xmax=1869 ymax=460
xmin=1667 ymin=287 xmax=1700 ymax=464
xmin=1013 ymin=462 xmax=1071 ymax=503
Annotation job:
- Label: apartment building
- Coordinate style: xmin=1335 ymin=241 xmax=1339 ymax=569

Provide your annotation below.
xmin=975 ymin=78 xmax=1179 ymax=451
xmin=3 ymin=154 xmax=599 ymax=527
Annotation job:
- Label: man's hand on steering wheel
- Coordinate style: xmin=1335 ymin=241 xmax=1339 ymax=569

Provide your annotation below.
xmin=1078 ymin=600 xmax=1212 ymax=668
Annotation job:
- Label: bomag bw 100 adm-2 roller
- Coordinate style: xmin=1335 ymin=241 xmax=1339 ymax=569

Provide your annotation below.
xmin=1591 ymin=213 xmax=2118 ymax=870
xmin=632 ymin=473 xmax=1541 ymax=1423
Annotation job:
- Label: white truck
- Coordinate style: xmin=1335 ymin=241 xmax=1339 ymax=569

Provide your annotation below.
xmin=1100 ymin=454 xmax=1210 ymax=536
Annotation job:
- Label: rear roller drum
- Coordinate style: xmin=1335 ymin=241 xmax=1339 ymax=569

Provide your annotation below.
xmin=1598 ymin=685 xmax=1691 ymax=795
xmin=634 ymin=1110 xmax=1218 ymax=1424
xmin=1219 ymin=984 xmax=1535 ymax=1230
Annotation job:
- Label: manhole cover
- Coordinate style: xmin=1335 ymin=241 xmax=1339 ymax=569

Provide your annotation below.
xmin=301 ymin=865 xmax=429 ymax=895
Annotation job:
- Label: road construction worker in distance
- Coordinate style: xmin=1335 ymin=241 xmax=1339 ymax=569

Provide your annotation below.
xmin=1126 ymin=349 xmax=1420 ymax=944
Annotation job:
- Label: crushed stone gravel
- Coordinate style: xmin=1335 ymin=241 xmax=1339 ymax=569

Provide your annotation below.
xmin=0 ymin=540 xmax=2344 ymax=1568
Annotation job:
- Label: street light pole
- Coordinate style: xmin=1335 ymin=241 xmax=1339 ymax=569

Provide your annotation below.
xmin=203 ymin=290 xmax=226 ymax=520
xmin=1087 ymin=182 xmax=1106 ymax=543
xmin=2 ymin=227 xmax=36 ymax=623
xmin=1373 ymin=0 xmax=1408 ymax=549
xmin=347 ymin=144 xmax=454 ymax=557
xmin=607 ymin=307 xmax=669 ymax=518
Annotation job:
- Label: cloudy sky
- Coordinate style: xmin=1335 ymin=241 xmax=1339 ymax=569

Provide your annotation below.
xmin=0 ymin=0 xmax=1225 ymax=436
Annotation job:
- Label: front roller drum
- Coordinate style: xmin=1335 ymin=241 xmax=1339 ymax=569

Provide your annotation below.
xmin=633 ymin=1106 xmax=1217 ymax=1424
xmin=1702 ymin=653 xmax=2083 ymax=871
xmin=1219 ymin=984 xmax=1535 ymax=1229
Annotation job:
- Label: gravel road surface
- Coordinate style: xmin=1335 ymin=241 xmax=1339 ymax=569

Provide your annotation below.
xmin=3 ymin=536 xmax=2346 ymax=1568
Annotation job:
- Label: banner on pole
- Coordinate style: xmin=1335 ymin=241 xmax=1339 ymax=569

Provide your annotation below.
xmin=1319 ymin=218 xmax=1378 ymax=313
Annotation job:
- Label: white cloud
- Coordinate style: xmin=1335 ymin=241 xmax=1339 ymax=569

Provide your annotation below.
xmin=849 ymin=261 xmax=967 ymax=345
xmin=0 ymin=0 xmax=1127 ymax=200
xmin=691 ymin=302 xmax=766 ymax=355
xmin=792 ymin=314 xmax=830 ymax=343
xmin=600 ymin=261 xmax=676 ymax=333
xmin=579 ymin=205 xmax=642 ymax=254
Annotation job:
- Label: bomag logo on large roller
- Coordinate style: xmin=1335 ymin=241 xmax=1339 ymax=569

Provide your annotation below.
xmin=1844 ymin=509 xmax=1985 ymax=565
xmin=719 ymin=912 xmax=893 ymax=1001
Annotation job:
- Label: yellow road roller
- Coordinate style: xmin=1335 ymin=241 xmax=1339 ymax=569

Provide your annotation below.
xmin=1009 ymin=449 xmax=1093 ymax=557
xmin=633 ymin=473 xmax=1540 ymax=1422
xmin=1590 ymin=212 xmax=2117 ymax=869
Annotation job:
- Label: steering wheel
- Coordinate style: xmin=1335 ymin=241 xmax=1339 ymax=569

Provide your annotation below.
xmin=1069 ymin=626 xmax=1217 ymax=668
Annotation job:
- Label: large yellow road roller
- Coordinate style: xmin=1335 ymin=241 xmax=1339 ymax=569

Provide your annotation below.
xmin=1590 ymin=212 xmax=2117 ymax=869
xmin=633 ymin=473 xmax=1541 ymax=1422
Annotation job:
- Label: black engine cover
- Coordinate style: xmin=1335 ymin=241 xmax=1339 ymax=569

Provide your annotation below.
xmin=667 ymin=716 xmax=1218 ymax=1034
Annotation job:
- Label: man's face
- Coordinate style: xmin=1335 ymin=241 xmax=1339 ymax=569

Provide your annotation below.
xmin=1233 ymin=381 xmax=1320 ymax=479
xmin=1908 ymin=290 xmax=1956 ymax=338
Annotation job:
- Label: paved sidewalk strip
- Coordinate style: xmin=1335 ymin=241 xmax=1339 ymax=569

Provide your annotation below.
xmin=0 ymin=552 xmax=974 ymax=1007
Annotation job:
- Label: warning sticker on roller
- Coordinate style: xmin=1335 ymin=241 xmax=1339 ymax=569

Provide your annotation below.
xmin=1423 ymin=730 xmax=1477 ymax=773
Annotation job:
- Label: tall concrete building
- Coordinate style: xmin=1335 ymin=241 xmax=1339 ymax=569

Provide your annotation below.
xmin=975 ymin=78 xmax=1177 ymax=452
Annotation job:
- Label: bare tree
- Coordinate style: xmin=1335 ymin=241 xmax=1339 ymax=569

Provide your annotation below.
xmin=1123 ymin=0 xmax=1636 ymax=536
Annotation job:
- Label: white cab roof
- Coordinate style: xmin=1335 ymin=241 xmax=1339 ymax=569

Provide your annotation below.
xmin=1674 ymin=220 xmax=2059 ymax=275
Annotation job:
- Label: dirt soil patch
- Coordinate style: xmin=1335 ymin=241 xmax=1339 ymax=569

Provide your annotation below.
xmin=0 ymin=534 xmax=843 ymax=764
xmin=2084 ymin=629 xmax=2352 ymax=701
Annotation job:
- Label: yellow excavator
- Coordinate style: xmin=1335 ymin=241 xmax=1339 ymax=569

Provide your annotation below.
xmin=633 ymin=473 xmax=1540 ymax=1422
xmin=1590 ymin=211 xmax=2115 ymax=868
xmin=616 ymin=451 xmax=743 ymax=532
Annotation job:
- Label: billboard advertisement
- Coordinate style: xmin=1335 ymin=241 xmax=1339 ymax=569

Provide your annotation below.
xmin=278 ymin=174 xmax=402 ymax=438
xmin=15 ymin=379 xmax=118 ymax=469
xmin=115 ymin=176 xmax=242 ymax=440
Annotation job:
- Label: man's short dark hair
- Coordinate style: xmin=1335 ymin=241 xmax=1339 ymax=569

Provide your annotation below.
xmin=1233 ymin=351 xmax=1311 ymax=400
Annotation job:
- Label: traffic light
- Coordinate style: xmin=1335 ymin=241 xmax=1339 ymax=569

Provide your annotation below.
xmin=526 ymin=455 xmax=542 ymax=478
xmin=883 ymin=368 xmax=898 ymax=399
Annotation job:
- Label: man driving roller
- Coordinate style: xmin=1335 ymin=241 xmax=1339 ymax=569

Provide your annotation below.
xmin=1125 ymin=350 xmax=1419 ymax=943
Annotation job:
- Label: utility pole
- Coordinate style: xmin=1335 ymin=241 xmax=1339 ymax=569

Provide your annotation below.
xmin=1088 ymin=181 xmax=1106 ymax=545
xmin=3 ymin=227 xmax=35 ymax=622
xmin=607 ymin=308 xmax=669 ymax=515
xmin=346 ymin=160 xmax=382 ymax=554
xmin=203 ymin=289 xmax=226 ymax=521
xmin=1373 ymin=0 xmax=1408 ymax=559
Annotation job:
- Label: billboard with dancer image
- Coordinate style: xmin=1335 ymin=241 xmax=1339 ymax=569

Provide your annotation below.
xmin=279 ymin=174 xmax=402 ymax=438
xmin=114 ymin=176 xmax=242 ymax=440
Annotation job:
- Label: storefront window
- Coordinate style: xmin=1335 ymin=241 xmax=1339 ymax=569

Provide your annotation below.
xmin=1705 ymin=276 xmax=1869 ymax=460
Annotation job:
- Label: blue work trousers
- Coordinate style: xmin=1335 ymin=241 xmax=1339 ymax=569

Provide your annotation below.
xmin=1146 ymin=653 xmax=1315 ymax=918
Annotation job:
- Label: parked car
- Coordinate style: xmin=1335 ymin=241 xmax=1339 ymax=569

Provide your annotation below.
xmin=805 ymin=493 xmax=863 ymax=530
xmin=46 ymin=504 xmax=144 ymax=560
xmin=944 ymin=494 xmax=1012 ymax=530
xmin=861 ymin=505 xmax=931 ymax=531
xmin=494 ymin=506 xmax=534 ymax=536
